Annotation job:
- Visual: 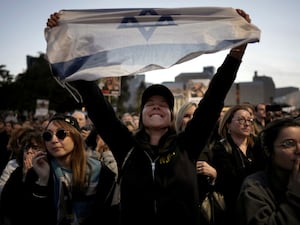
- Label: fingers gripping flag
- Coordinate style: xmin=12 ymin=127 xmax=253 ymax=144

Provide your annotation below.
xmin=45 ymin=7 xmax=260 ymax=81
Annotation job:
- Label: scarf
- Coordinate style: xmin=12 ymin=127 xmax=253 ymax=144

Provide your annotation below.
xmin=51 ymin=157 xmax=101 ymax=225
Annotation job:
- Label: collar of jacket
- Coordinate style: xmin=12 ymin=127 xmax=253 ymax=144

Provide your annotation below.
xmin=134 ymin=128 xmax=177 ymax=154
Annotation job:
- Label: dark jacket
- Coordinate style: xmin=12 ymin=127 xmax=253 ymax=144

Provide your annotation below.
xmin=211 ymin=135 xmax=264 ymax=224
xmin=236 ymin=169 xmax=300 ymax=225
xmin=73 ymin=55 xmax=242 ymax=225
xmin=0 ymin=162 xmax=117 ymax=225
xmin=0 ymin=167 xmax=39 ymax=225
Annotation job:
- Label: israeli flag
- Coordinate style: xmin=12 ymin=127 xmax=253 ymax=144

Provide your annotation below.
xmin=45 ymin=7 xmax=260 ymax=81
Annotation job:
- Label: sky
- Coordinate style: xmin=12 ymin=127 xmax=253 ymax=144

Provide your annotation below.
xmin=1 ymin=0 xmax=299 ymax=88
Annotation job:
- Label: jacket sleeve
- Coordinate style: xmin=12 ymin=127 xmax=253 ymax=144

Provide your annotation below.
xmin=183 ymin=55 xmax=242 ymax=160
xmin=69 ymin=80 xmax=134 ymax=165
xmin=236 ymin=173 xmax=300 ymax=225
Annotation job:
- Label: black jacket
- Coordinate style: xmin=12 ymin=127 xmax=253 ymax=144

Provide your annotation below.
xmin=73 ymin=55 xmax=242 ymax=225
xmin=0 ymin=163 xmax=117 ymax=225
xmin=211 ymin=135 xmax=264 ymax=224
xmin=0 ymin=167 xmax=39 ymax=225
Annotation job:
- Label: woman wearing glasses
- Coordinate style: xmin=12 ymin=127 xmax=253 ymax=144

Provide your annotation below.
xmin=209 ymin=104 xmax=266 ymax=225
xmin=28 ymin=114 xmax=117 ymax=225
xmin=235 ymin=117 xmax=300 ymax=225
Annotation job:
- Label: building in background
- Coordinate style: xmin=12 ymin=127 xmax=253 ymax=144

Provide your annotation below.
xmin=127 ymin=69 xmax=300 ymax=114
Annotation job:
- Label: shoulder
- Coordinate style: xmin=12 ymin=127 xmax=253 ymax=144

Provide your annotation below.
xmin=241 ymin=171 xmax=267 ymax=190
xmin=87 ymin=156 xmax=102 ymax=169
xmin=0 ymin=159 xmax=18 ymax=180
xmin=212 ymin=139 xmax=229 ymax=151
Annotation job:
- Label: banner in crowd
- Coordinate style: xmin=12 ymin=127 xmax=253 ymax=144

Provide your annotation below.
xmin=98 ymin=77 xmax=121 ymax=96
xmin=187 ymin=79 xmax=210 ymax=103
xmin=34 ymin=99 xmax=49 ymax=117
xmin=45 ymin=7 xmax=261 ymax=81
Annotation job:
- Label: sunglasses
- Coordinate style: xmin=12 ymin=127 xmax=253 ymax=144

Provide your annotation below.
xmin=42 ymin=129 xmax=69 ymax=142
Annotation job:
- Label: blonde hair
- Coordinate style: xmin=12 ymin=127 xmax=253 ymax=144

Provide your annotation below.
xmin=218 ymin=105 xmax=255 ymax=153
xmin=175 ymin=102 xmax=197 ymax=133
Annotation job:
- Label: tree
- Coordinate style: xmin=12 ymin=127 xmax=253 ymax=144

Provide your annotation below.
xmin=0 ymin=54 xmax=79 ymax=113
xmin=0 ymin=65 xmax=15 ymax=110
xmin=0 ymin=53 xmax=143 ymax=116
xmin=0 ymin=65 xmax=14 ymax=86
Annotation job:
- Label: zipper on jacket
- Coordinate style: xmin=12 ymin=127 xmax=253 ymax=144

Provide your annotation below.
xmin=145 ymin=151 xmax=159 ymax=214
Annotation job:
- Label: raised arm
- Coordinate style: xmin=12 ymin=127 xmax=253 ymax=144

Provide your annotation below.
xmin=183 ymin=9 xmax=253 ymax=160
xmin=45 ymin=13 xmax=134 ymax=164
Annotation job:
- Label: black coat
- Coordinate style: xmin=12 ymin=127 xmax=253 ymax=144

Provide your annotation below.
xmin=0 ymin=163 xmax=117 ymax=225
xmin=211 ymin=136 xmax=264 ymax=224
xmin=0 ymin=167 xmax=38 ymax=225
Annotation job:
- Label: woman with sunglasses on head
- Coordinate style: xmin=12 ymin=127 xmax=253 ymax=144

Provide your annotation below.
xmin=209 ymin=104 xmax=266 ymax=225
xmin=28 ymin=114 xmax=117 ymax=225
xmin=0 ymin=127 xmax=45 ymax=225
xmin=235 ymin=117 xmax=300 ymax=225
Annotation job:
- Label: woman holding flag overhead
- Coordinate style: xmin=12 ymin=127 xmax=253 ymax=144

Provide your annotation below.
xmin=46 ymin=8 xmax=254 ymax=225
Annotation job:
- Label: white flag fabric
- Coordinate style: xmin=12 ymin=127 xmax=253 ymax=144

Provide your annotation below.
xmin=45 ymin=7 xmax=261 ymax=81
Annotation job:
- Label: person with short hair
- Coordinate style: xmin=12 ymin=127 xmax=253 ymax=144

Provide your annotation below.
xmin=72 ymin=110 xmax=97 ymax=150
xmin=253 ymin=103 xmax=266 ymax=135
xmin=0 ymin=127 xmax=46 ymax=225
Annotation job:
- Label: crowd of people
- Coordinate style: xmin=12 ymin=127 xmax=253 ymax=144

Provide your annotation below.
xmin=0 ymin=8 xmax=299 ymax=225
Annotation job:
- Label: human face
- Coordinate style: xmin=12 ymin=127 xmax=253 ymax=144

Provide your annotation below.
xmin=142 ymin=95 xmax=172 ymax=129
xmin=255 ymin=103 xmax=266 ymax=118
xmin=5 ymin=122 xmax=13 ymax=134
xmin=273 ymin=126 xmax=300 ymax=170
xmin=43 ymin=122 xmax=74 ymax=159
xmin=23 ymin=141 xmax=45 ymax=168
xmin=23 ymin=142 xmax=44 ymax=154
xmin=229 ymin=109 xmax=253 ymax=138
xmin=121 ymin=113 xmax=133 ymax=123
xmin=181 ymin=105 xmax=196 ymax=131
xmin=72 ymin=111 xmax=86 ymax=129
xmin=132 ymin=115 xmax=139 ymax=127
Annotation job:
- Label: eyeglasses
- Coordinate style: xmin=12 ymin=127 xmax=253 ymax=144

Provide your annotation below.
xmin=233 ymin=118 xmax=254 ymax=125
xmin=276 ymin=139 xmax=300 ymax=149
xmin=42 ymin=129 xmax=69 ymax=142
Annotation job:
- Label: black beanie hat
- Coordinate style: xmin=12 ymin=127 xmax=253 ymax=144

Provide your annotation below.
xmin=49 ymin=113 xmax=81 ymax=131
xmin=141 ymin=84 xmax=174 ymax=111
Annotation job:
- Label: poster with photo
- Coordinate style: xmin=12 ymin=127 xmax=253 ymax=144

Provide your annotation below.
xmin=187 ymin=79 xmax=210 ymax=103
xmin=34 ymin=99 xmax=49 ymax=117
xmin=98 ymin=77 xmax=121 ymax=96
